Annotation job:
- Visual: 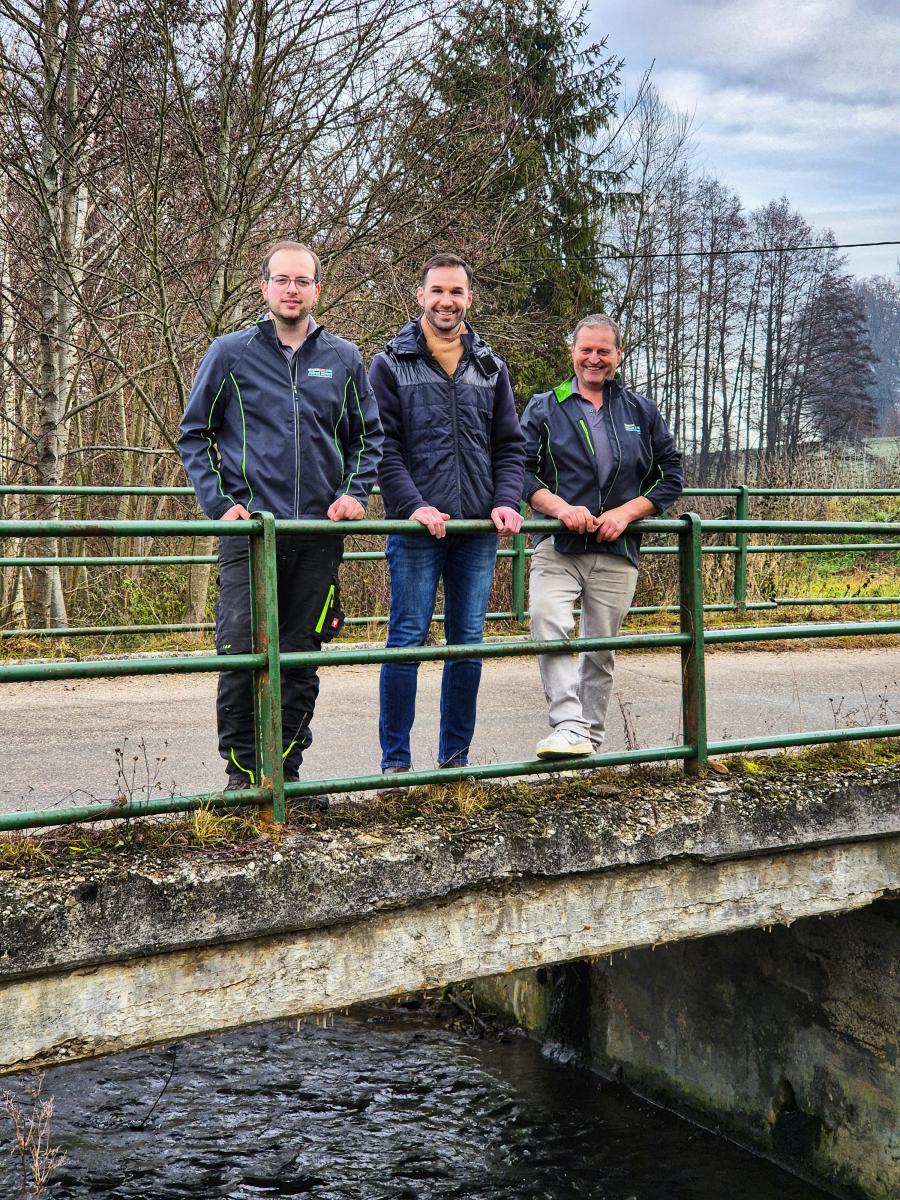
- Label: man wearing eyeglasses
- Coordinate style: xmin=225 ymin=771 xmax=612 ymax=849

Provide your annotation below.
xmin=178 ymin=239 xmax=383 ymax=793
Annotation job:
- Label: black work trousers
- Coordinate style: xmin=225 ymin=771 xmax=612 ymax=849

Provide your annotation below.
xmin=215 ymin=532 xmax=343 ymax=782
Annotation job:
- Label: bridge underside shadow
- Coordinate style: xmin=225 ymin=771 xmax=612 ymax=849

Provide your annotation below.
xmin=1 ymin=764 xmax=898 ymax=1074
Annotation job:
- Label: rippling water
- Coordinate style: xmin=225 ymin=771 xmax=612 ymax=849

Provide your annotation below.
xmin=3 ymin=1006 xmax=833 ymax=1199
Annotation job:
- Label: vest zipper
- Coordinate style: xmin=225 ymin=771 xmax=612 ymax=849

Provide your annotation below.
xmin=450 ymin=372 xmax=462 ymax=512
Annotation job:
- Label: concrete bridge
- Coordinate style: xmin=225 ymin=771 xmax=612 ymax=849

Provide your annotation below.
xmin=0 ymin=763 xmax=894 ymax=1025
xmin=2 ymin=757 xmax=898 ymax=1196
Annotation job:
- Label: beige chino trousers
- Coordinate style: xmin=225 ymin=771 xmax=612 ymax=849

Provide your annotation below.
xmin=529 ymin=540 xmax=639 ymax=747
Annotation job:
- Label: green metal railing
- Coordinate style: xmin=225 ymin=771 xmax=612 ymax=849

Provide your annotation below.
xmin=1 ymin=485 xmax=898 ymax=639
xmin=1 ymin=511 xmax=899 ymax=832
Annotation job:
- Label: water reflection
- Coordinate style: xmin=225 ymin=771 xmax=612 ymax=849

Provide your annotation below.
xmin=3 ymin=1006 xmax=833 ymax=1199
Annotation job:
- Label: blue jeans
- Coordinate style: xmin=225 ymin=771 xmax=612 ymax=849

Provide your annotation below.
xmin=379 ymin=532 xmax=499 ymax=769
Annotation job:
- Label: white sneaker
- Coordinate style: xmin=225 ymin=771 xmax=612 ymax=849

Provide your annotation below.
xmin=536 ymin=729 xmax=593 ymax=759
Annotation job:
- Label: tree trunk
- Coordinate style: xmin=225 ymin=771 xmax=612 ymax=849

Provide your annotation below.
xmin=33 ymin=0 xmax=65 ymax=628
xmin=184 ymin=540 xmax=215 ymax=626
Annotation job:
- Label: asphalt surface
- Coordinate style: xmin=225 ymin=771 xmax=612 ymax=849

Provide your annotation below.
xmin=2 ymin=646 xmax=898 ymax=814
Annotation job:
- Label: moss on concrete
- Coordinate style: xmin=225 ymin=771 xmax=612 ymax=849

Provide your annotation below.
xmin=1 ymin=756 xmax=898 ymax=984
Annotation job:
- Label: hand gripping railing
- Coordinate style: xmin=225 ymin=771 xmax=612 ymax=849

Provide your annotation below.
xmin=1 ymin=512 xmax=900 ymax=831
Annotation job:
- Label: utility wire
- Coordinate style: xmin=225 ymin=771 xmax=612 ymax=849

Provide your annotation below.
xmin=523 ymin=239 xmax=900 ymax=264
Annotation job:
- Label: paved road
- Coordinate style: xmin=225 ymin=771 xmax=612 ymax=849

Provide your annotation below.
xmin=2 ymin=645 xmax=898 ymax=813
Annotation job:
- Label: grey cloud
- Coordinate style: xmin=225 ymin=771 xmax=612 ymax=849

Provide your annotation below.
xmin=592 ymin=0 xmax=900 ymax=276
xmin=598 ymin=0 xmax=900 ymax=106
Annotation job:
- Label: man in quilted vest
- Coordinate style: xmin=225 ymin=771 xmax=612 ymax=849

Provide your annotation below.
xmin=370 ymin=253 xmax=526 ymax=782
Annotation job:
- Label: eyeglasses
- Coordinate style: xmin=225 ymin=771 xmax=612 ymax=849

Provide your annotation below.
xmin=268 ymin=275 xmax=317 ymax=290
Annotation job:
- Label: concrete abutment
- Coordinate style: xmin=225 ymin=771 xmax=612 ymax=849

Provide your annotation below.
xmin=473 ymin=899 xmax=899 ymax=1200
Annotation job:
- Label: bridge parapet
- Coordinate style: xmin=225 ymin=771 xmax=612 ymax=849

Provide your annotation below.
xmin=1 ymin=762 xmax=898 ymax=1074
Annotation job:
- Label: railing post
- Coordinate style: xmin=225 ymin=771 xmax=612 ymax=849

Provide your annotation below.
xmin=734 ymin=485 xmax=749 ymax=612
xmin=512 ymin=502 xmax=527 ymax=623
xmin=679 ymin=512 xmax=708 ymax=776
xmin=249 ymin=511 xmax=284 ymax=824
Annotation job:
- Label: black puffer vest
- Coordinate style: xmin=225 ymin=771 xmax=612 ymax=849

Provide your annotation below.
xmin=378 ymin=320 xmax=507 ymax=519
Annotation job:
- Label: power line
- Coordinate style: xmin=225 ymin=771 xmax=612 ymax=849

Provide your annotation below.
xmin=571 ymin=238 xmax=897 ymax=262
xmin=535 ymin=239 xmax=900 ymax=264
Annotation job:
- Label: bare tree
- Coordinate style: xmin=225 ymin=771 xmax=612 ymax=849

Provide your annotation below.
xmin=0 ymin=0 xmax=114 ymax=624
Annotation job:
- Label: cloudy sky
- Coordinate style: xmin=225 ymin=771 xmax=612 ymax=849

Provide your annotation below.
xmin=590 ymin=0 xmax=900 ymax=278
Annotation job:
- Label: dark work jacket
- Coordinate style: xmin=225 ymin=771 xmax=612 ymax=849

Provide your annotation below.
xmin=178 ymin=316 xmax=383 ymax=520
xmin=370 ymin=320 xmax=525 ymax=520
xmin=520 ymin=376 xmax=683 ymax=567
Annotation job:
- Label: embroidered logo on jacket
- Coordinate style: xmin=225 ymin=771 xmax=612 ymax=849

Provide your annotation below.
xmin=307 ymin=367 xmax=334 ymax=379
xmin=624 ymin=423 xmax=641 ymax=433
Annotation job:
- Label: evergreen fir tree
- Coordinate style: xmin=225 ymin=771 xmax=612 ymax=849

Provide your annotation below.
xmin=410 ymin=0 xmax=629 ymax=397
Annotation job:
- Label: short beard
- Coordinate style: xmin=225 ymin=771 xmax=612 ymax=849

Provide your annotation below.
xmin=424 ymin=307 xmax=466 ymax=335
xmin=269 ymin=301 xmax=314 ymax=327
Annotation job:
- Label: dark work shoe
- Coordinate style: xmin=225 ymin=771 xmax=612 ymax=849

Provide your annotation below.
xmin=226 ymin=770 xmax=297 ymax=791
xmin=224 ymin=773 xmax=297 ymax=793
xmin=379 ymin=765 xmax=411 ymax=797
xmin=300 ymin=793 xmax=330 ymax=813
xmin=224 ymin=774 xmax=255 ymax=792
xmin=280 ymin=767 xmax=329 ymax=812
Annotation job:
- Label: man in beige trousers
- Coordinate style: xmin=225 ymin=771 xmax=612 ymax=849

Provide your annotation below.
xmin=520 ymin=314 xmax=683 ymax=758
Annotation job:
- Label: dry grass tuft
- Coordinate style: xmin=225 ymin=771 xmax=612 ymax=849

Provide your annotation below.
xmin=0 ymin=834 xmax=51 ymax=870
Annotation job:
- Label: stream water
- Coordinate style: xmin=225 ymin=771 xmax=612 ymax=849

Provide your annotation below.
xmin=2 ymin=1006 xmax=834 ymax=1199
